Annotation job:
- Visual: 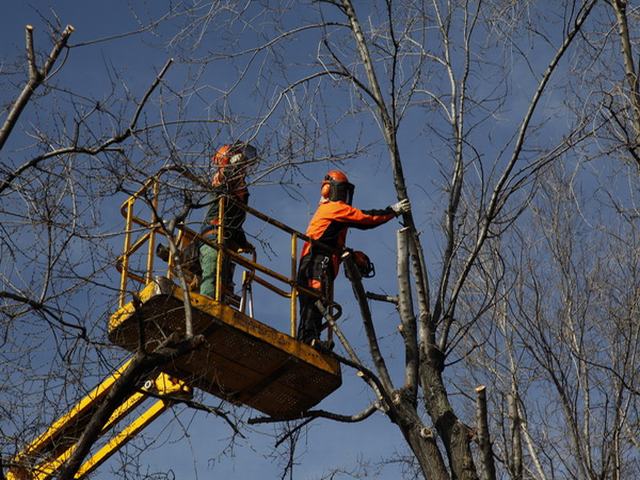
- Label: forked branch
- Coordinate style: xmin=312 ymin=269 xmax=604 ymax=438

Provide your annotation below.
xmin=0 ymin=24 xmax=74 ymax=151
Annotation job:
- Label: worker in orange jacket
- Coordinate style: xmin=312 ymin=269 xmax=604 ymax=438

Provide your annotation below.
xmin=297 ymin=170 xmax=410 ymax=346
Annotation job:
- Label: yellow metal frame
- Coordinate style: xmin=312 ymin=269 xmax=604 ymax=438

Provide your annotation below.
xmin=7 ymin=364 xmax=191 ymax=480
xmin=215 ymin=195 xmax=225 ymax=302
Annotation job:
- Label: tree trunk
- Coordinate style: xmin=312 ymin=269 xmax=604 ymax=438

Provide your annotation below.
xmin=421 ymin=361 xmax=478 ymax=480
xmin=392 ymin=400 xmax=450 ymax=480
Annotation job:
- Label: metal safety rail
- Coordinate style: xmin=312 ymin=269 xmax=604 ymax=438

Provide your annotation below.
xmin=116 ymin=168 xmax=327 ymax=338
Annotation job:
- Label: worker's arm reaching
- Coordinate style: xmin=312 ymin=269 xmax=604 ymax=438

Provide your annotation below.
xmin=326 ymin=198 xmax=410 ymax=230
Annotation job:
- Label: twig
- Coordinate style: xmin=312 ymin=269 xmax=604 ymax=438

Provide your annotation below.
xmin=0 ymin=57 xmax=173 ymax=194
xmin=0 ymin=290 xmax=86 ymax=336
xmin=141 ymin=388 xmax=243 ymax=437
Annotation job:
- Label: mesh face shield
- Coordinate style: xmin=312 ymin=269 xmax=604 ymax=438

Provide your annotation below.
xmin=230 ymin=142 xmax=258 ymax=165
xmin=329 ymin=180 xmax=355 ymax=205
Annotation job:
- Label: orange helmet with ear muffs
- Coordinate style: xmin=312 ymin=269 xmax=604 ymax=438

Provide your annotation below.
xmin=211 ymin=141 xmax=257 ymax=187
xmin=212 ymin=142 xmax=257 ymax=167
xmin=321 ymin=170 xmax=355 ymax=205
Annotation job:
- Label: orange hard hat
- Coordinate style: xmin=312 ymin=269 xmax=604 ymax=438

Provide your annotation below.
xmin=210 ymin=142 xmax=257 ymax=187
xmin=212 ymin=142 xmax=258 ymax=167
xmin=212 ymin=144 xmax=232 ymax=167
xmin=324 ymin=170 xmax=349 ymax=184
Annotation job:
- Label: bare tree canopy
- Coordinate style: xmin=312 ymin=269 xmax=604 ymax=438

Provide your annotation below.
xmin=1 ymin=1 xmax=640 ymax=479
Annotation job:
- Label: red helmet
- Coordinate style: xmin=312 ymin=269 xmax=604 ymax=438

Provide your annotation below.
xmin=325 ymin=169 xmax=349 ymax=184
xmin=212 ymin=142 xmax=257 ymax=167
xmin=321 ymin=169 xmax=354 ymax=204
xmin=212 ymin=144 xmax=233 ymax=167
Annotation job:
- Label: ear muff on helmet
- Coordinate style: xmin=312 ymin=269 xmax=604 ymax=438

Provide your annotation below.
xmin=320 ymin=182 xmax=331 ymax=199
xmin=238 ymin=143 xmax=257 ymax=164
xmin=229 ymin=153 xmax=244 ymax=165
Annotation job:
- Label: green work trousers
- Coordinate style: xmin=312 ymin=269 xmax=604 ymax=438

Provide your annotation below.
xmin=199 ymin=242 xmax=233 ymax=298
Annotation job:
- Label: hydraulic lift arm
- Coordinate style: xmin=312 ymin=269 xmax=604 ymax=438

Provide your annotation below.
xmin=6 ymin=361 xmax=192 ymax=480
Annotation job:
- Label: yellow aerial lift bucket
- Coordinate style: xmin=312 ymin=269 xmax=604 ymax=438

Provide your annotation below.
xmin=110 ymin=171 xmax=341 ymax=418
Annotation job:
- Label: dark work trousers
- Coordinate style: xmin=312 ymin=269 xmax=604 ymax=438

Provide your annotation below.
xmin=297 ymin=253 xmax=333 ymax=344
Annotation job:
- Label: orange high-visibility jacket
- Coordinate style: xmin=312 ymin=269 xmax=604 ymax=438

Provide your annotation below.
xmin=300 ymin=200 xmax=395 ymax=276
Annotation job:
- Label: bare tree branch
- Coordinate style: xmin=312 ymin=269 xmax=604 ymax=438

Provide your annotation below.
xmin=57 ymin=333 xmax=204 ymax=480
xmin=0 ymin=24 xmax=74 ymax=151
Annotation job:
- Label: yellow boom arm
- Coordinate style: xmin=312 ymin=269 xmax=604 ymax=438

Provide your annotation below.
xmin=7 ymin=362 xmax=192 ymax=480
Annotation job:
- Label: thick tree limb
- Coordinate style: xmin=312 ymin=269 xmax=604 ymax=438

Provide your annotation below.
xmin=508 ymin=391 xmax=523 ymax=479
xmin=365 ymin=291 xmax=398 ymax=304
xmin=519 ymin=403 xmax=548 ymax=480
xmin=475 ymin=386 xmax=496 ymax=480
xmin=342 ymin=253 xmax=394 ymax=392
xmin=611 ymin=0 xmax=640 ymax=165
xmin=248 ymin=402 xmax=377 ymax=427
xmin=317 ymin=306 xmax=446 ymax=479
xmin=314 ymin=300 xmax=391 ymax=407
xmin=397 ymin=228 xmax=418 ymax=403
xmin=335 ymin=2 xmax=459 ymax=478
xmin=249 ymin=403 xmax=378 ymax=450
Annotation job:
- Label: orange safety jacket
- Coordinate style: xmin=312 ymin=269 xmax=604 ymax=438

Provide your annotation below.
xmin=300 ymin=200 xmax=395 ymax=277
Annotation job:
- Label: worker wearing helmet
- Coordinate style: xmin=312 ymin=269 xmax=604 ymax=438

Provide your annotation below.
xmin=297 ymin=169 xmax=410 ymax=345
xmin=199 ymin=141 xmax=257 ymax=298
